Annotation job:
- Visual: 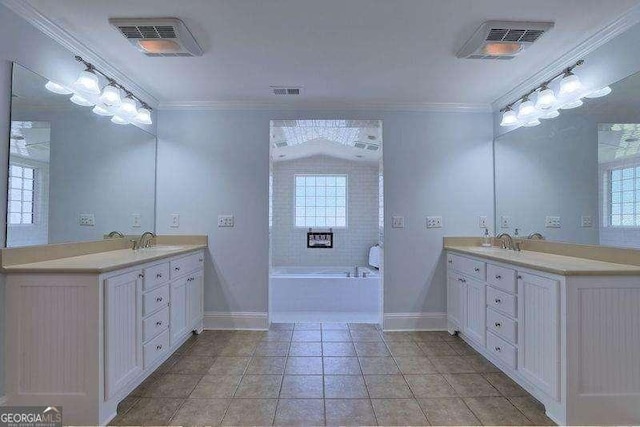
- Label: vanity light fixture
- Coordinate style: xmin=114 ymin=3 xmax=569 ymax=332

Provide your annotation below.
xmin=44 ymin=55 xmax=153 ymax=127
xmin=500 ymin=59 xmax=611 ymax=129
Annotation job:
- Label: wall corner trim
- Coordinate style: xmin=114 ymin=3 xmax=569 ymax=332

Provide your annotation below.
xmin=203 ymin=311 xmax=269 ymax=330
xmin=383 ymin=312 xmax=447 ymax=331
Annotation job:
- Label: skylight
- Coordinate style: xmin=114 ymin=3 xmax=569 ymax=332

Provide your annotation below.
xmin=272 ymin=120 xmax=381 ymax=149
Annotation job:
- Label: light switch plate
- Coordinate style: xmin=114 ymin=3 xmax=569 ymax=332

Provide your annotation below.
xmin=545 ymin=216 xmax=561 ymax=228
xmin=79 ymin=213 xmax=95 ymax=227
xmin=479 ymin=216 xmax=488 ymax=228
xmin=391 ymin=215 xmax=404 ymax=228
xmin=132 ymin=213 xmax=141 ymax=228
xmin=500 ymin=215 xmax=511 ymax=229
xmin=426 ymin=216 xmax=443 ymax=228
xmin=581 ymin=215 xmax=593 ymax=227
xmin=218 ymin=215 xmax=234 ymax=227
xmin=170 ymin=213 xmax=180 ymax=228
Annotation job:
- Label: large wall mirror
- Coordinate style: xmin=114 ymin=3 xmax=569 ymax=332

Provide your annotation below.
xmin=495 ymin=67 xmax=640 ymax=248
xmin=7 ymin=63 xmax=156 ymax=247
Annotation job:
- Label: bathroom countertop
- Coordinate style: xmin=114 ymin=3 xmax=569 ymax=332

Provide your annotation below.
xmin=1 ymin=245 xmax=207 ymax=274
xmin=444 ymin=245 xmax=640 ymax=276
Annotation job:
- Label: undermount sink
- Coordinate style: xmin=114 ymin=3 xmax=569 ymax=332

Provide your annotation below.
xmin=138 ymin=245 xmax=190 ymax=252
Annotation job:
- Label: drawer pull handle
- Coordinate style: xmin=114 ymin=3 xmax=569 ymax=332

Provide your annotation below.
xmin=495 ymin=274 xmax=502 ymax=279
xmin=156 ymin=344 xmax=163 ymax=351
xmin=175 ymin=266 xmax=181 ymax=271
xmin=517 ymin=275 xmax=522 ymax=280
xmin=156 ymin=321 xmax=163 ymax=327
xmin=156 ymin=273 xmax=163 ymax=279
xmin=494 ymin=322 xmax=502 ymax=328
xmin=494 ymin=298 xmax=502 ymax=304
xmin=138 ymin=273 xmax=144 ymax=279
xmin=458 ymin=278 xmax=466 ymax=283
xmin=448 ymin=259 xmax=453 ymax=264
xmin=199 ymin=258 xmax=203 ymax=262
xmin=474 ymin=267 xmax=480 ymax=272
xmin=156 ymin=296 xmax=163 ymax=302
xmin=494 ymin=346 xmax=501 ymax=352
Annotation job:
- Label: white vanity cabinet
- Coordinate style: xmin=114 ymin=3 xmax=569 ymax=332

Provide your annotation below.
xmin=4 ymin=248 xmax=205 ymax=426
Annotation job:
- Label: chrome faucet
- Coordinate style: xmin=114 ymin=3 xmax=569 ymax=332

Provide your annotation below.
xmin=355 ymin=266 xmax=360 ymax=278
xmin=496 ymin=233 xmax=514 ymax=250
xmin=132 ymin=231 xmax=156 ymax=250
xmin=527 ymin=232 xmax=545 ymax=240
xmin=106 ymin=231 xmax=124 ymax=238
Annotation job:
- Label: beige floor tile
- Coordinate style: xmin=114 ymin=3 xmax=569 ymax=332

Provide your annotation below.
xmin=143 ymin=374 xmax=202 ymax=398
xmin=412 ymin=331 xmax=446 ymax=342
xmin=292 ymin=330 xmax=322 ymax=341
xmin=295 ymin=322 xmax=322 ymax=330
xmin=443 ymin=373 xmax=501 ymax=397
xmin=417 ymin=341 xmax=458 ymax=356
xmin=483 ymin=372 xmax=530 ymax=396
xmin=418 ymin=397 xmax=481 ymax=426
xmin=322 ymin=330 xmax=353 ymax=342
xmin=207 ymin=356 xmax=251 ymax=376
xmin=114 ymin=397 xmax=184 ymax=426
xmin=116 ymin=395 xmax=139 ymax=415
xmin=350 ymin=330 xmax=384 ymax=342
xmin=280 ymin=375 xmax=324 ymax=398
xmin=325 ymin=399 xmax=377 ymax=426
xmin=354 ymin=341 xmax=390 ymax=356
xmin=371 ymin=398 xmax=430 ymax=426
xmin=154 ymin=353 xmax=182 ymax=374
xmin=246 ymin=356 xmax=287 ymax=375
xmin=365 ymin=374 xmax=413 ymax=398
xmin=464 ymin=397 xmax=533 ymax=426
xmin=463 ymin=355 xmax=501 ymax=373
xmin=386 ymin=341 xmax=424 ymax=356
xmin=217 ymin=341 xmax=257 ymax=356
xmin=509 ymin=396 xmax=556 ymax=425
xmin=358 ymin=357 xmax=400 ymax=374
xmin=274 ymin=399 xmax=325 ymax=426
xmin=430 ymin=356 xmax=476 ymax=373
xmin=270 ymin=322 xmax=295 ymax=331
xmin=289 ymin=341 xmax=323 ymax=356
xmin=324 ymin=375 xmax=368 ymax=398
xmin=235 ymin=374 xmax=283 ymax=398
xmin=185 ymin=340 xmax=222 ymax=356
xmin=255 ymin=341 xmax=291 ymax=356
xmin=174 ymin=337 xmax=197 ymax=354
xmin=381 ymin=331 xmax=416 ymax=342
xmin=448 ymin=340 xmax=478 ymax=356
xmin=322 ymin=322 xmax=349 ymax=330
xmin=169 ymin=355 xmax=215 ymax=375
xmin=394 ymin=356 xmax=438 ymax=374
xmin=222 ymin=398 xmax=278 ymax=426
xmin=323 ymin=342 xmax=357 ymax=356
xmin=348 ymin=323 xmax=380 ymax=331
xmin=128 ymin=373 xmax=162 ymax=397
xmin=405 ymin=374 xmax=458 ymax=398
xmin=262 ymin=330 xmax=294 ymax=342
xmin=437 ymin=331 xmax=461 ymax=342
xmin=189 ymin=375 xmax=241 ymax=398
xmin=323 ymin=357 xmax=362 ymax=375
xmin=170 ymin=398 xmax=229 ymax=426
xmin=285 ymin=356 xmax=323 ymax=375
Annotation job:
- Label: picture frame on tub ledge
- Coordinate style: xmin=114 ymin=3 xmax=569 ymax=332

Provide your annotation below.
xmin=307 ymin=228 xmax=333 ymax=248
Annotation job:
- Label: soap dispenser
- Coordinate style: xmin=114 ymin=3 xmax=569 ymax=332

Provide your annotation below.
xmin=481 ymin=228 xmax=492 ymax=247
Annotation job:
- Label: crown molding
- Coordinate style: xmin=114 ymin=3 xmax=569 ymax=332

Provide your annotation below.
xmin=491 ymin=3 xmax=640 ymax=111
xmin=1 ymin=0 xmax=159 ymax=108
xmin=158 ymin=100 xmax=492 ymax=113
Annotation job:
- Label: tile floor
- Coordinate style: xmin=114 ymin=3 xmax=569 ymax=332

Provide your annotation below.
xmin=110 ymin=323 xmax=555 ymax=426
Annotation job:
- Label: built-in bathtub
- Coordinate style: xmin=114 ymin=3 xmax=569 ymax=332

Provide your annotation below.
xmin=270 ymin=266 xmax=382 ymax=323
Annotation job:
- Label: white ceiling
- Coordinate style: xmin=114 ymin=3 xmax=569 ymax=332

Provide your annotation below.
xmin=20 ymin=0 xmax=640 ymax=108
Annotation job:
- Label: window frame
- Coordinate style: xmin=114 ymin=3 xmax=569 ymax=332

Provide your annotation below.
xmin=604 ymin=161 xmax=640 ymax=228
xmin=293 ymin=173 xmax=348 ymax=229
xmin=8 ymin=163 xmax=37 ymax=226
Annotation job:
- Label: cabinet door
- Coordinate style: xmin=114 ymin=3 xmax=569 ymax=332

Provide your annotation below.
xmin=447 ymin=273 xmax=465 ymax=331
xmin=464 ymin=278 xmax=486 ymax=346
xmin=105 ymin=270 xmax=143 ymax=400
xmin=170 ymin=278 xmax=188 ymax=345
xmin=518 ymin=272 xmax=560 ymax=399
xmin=187 ymin=271 xmax=204 ymax=330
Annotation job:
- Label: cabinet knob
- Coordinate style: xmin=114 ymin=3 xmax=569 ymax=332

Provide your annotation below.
xmin=494 ymin=346 xmax=501 ymax=352
xmin=156 ymin=344 xmax=163 ymax=351
xmin=494 ymin=322 xmax=502 ymax=328
xmin=175 ymin=266 xmax=181 ymax=271
xmin=156 ymin=273 xmax=163 ymax=279
xmin=474 ymin=267 xmax=480 ymax=272
xmin=494 ymin=298 xmax=502 ymax=304
xmin=138 ymin=273 xmax=144 ymax=279
xmin=495 ymin=275 xmax=502 ymax=280
xmin=517 ymin=275 xmax=522 ymax=280
xmin=156 ymin=321 xmax=162 ymax=327
xmin=199 ymin=258 xmax=203 ymax=262
xmin=156 ymin=296 xmax=163 ymax=302
xmin=448 ymin=259 xmax=453 ymax=264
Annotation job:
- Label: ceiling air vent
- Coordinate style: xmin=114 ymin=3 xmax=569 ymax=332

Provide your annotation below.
xmin=109 ymin=18 xmax=203 ymax=57
xmin=457 ymin=20 xmax=554 ymax=60
xmin=271 ymin=86 xmax=302 ymax=96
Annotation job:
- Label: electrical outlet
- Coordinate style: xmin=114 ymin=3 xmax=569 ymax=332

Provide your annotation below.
xmin=581 ymin=215 xmax=593 ymax=227
xmin=79 ymin=213 xmax=95 ymax=227
xmin=479 ymin=216 xmax=488 ymax=228
xmin=545 ymin=216 xmax=561 ymax=228
xmin=218 ymin=215 xmax=234 ymax=227
xmin=170 ymin=213 xmax=180 ymax=228
xmin=391 ymin=215 xmax=404 ymax=228
xmin=132 ymin=213 xmax=141 ymax=228
xmin=426 ymin=216 xmax=443 ymax=228
xmin=500 ymin=215 xmax=511 ymax=229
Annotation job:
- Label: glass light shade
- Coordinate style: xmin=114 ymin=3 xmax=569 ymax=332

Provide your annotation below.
xmin=585 ymin=86 xmax=612 ymax=98
xmin=535 ymin=87 xmax=556 ymax=110
xmin=45 ymin=81 xmax=73 ymax=95
xmin=558 ymin=72 xmax=582 ymax=97
xmin=99 ymin=84 xmax=122 ymax=106
xmin=560 ymin=99 xmax=583 ymax=109
xmin=516 ymin=98 xmax=536 ymax=120
xmin=500 ymin=109 xmax=518 ymax=127
xmin=73 ymin=69 xmax=101 ymax=95
xmin=523 ymin=119 xmax=541 ymax=127
xmin=134 ymin=107 xmax=152 ymax=125
xmin=118 ymin=96 xmax=138 ymax=118
xmin=92 ymin=104 xmax=113 ymax=116
xmin=69 ymin=93 xmax=95 ymax=107
xmin=111 ymin=115 xmax=129 ymax=125
xmin=540 ymin=110 xmax=560 ymax=119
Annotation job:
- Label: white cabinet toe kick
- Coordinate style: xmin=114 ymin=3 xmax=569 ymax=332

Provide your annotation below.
xmin=446 ymin=250 xmax=640 ymax=426
xmin=4 ymin=249 xmax=205 ymax=426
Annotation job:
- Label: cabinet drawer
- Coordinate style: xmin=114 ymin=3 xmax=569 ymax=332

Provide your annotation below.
xmin=143 ymin=329 xmax=170 ymax=369
xmin=170 ymin=251 xmax=204 ymax=279
xmin=143 ymin=306 xmax=169 ymax=343
xmin=487 ymin=286 xmax=517 ymax=318
xmin=486 ymin=264 xmax=517 ymax=294
xmin=143 ymin=262 xmax=170 ymax=291
xmin=447 ymin=254 xmax=485 ymax=281
xmin=143 ymin=284 xmax=169 ymax=316
xmin=487 ymin=331 xmax=517 ymax=369
xmin=487 ymin=307 xmax=517 ymax=344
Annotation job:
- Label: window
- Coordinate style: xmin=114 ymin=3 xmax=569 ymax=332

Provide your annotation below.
xmin=295 ymin=175 xmax=347 ymax=227
xmin=608 ymin=164 xmax=640 ymax=226
xmin=9 ymin=164 xmax=35 ymax=225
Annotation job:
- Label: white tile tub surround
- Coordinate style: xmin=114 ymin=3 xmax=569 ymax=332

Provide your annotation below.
xmin=271 ymin=155 xmax=380 ymax=267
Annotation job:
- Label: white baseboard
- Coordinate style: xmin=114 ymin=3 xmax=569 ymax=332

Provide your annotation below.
xmin=270 ymin=312 xmax=379 ymax=324
xmin=203 ymin=311 xmax=268 ymax=330
xmin=383 ymin=312 xmax=447 ymax=331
